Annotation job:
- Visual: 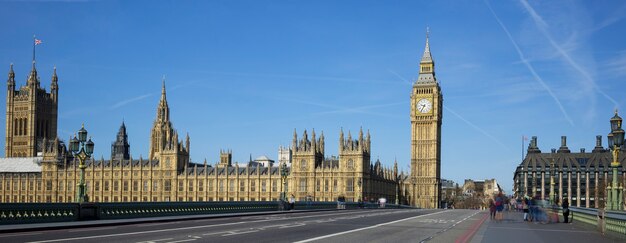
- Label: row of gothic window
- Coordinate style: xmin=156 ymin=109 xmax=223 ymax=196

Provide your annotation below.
xmin=299 ymin=159 xmax=354 ymax=169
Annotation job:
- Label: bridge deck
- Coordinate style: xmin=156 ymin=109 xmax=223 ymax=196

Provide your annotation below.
xmin=471 ymin=210 xmax=626 ymax=243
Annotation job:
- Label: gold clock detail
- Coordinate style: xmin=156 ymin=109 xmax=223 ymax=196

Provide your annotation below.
xmin=416 ymin=98 xmax=432 ymax=113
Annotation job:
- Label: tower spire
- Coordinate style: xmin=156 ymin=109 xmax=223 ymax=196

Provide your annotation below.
xmin=8 ymin=63 xmax=15 ymax=91
xmin=161 ymin=75 xmax=167 ymax=100
xmin=28 ymin=60 xmax=37 ymax=86
xmin=421 ymin=27 xmax=433 ymax=64
xmin=156 ymin=75 xmax=170 ymax=122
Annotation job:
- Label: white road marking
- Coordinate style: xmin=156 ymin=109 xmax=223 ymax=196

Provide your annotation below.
xmin=419 ymin=210 xmax=480 ymax=243
xmin=0 ymin=232 xmax=42 ymax=238
xmin=294 ymin=210 xmax=447 ymax=243
xmin=221 ymin=229 xmax=260 ymax=236
xmin=164 ymin=239 xmax=196 ymax=243
xmin=135 ymin=238 xmax=173 ymax=243
xmin=25 ymin=210 xmax=390 ymax=243
xmin=202 ymin=231 xmax=228 ymax=236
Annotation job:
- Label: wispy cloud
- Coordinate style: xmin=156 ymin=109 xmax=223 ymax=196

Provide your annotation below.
xmin=485 ymin=0 xmax=574 ymax=126
xmin=519 ymin=0 xmax=619 ymax=111
xmin=273 ymin=97 xmax=401 ymax=118
xmin=312 ymin=102 xmax=406 ymax=117
xmin=444 ymin=105 xmax=510 ymax=150
xmin=387 ymin=69 xmax=413 ymax=86
xmin=110 ymin=93 xmax=153 ymax=109
xmin=593 ymin=3 xmax=626 ymax=31
xmin=605 ymin=51 xmax=626 ymax=78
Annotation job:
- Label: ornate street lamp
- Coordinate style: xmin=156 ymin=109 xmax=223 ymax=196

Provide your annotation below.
xmin=549 ymin=153 xmax=556 ymax=205
xmin=606 ymin=111 xmax=624 ymax=211
xmin=357 ymin=178 xmax=362 ymax=203
xmin=411 ymin=177 xmax=417 ymax=207
xmin=69 ymin=124 xmax=94 ymax=203
xmin=280 ymin=162 xmax=289 ymax=202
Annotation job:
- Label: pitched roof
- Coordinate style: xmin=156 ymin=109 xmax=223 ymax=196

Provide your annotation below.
xmin=0 ymin=157 xmax=42 ymax=172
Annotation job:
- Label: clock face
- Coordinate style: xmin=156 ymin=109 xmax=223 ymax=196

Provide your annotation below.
xmin=416 ymin=99 xmax=432 ymax=113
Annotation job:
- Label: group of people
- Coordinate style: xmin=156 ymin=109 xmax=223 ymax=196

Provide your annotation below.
xmin=489 ymin=192 xmax=572 ymax=224
xmin=488 ymin=192 xmax=505 ymax=221
xmin=520 ymin=196 xmax=570 ymax=224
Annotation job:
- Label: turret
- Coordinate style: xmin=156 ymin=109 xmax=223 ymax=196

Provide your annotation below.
xmin=292 ymin=129 xmax=297 ymax=151
xmin=359 ymin=127 xmax=364 ymax=145
xmin=185 ymin=132 xmax=190 ymax=153
xmin=7 ymin=63 xmax=15 ymax=92
xmin=51 ymin=66 xmax=58 ymax=102
xmin=27 ymin=61 xmax=38 ymax=87
xmin=366 ymin=129 xmax=371 ymax=152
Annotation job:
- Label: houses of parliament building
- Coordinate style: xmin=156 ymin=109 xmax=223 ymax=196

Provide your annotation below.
xmin=0 ymin=32 xmax=443 ymax=208
xmin=0 ymin=62 xmax=402 ymax=204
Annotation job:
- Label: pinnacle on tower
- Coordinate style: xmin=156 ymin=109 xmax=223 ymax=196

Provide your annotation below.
xmin=421 ymin=27 xmax=433 ymax=64
xmin=27 ymin=60 xmax=38 ymax=86
xmin=52 ymin=66 xmax=57 ymax=80
xmin=8 ymin=63 xmax=15 ymax=79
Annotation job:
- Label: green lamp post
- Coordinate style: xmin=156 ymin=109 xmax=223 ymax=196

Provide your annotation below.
xmin=606 ymin=111 xmax=624 ymax=211
xmin=280 ymin=162 xmax=289 ymax=201
xmin=69 ymin=124 xmax=94 ymax=203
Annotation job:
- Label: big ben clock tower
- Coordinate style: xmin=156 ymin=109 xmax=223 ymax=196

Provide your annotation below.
xmin=410 ymin=29 xmax=442 ymax=209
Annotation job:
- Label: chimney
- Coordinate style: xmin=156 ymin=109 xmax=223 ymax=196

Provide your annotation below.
xmin=558 ymin=136 xmax=570 ymax=153
xmin=593 ymin=135 xmax=605 ymax=153
xmin=580 ymin=148 xmax=585 ymax=153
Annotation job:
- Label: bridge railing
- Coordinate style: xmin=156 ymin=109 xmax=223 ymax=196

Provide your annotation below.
xmin=0 ymin=203 xmax=80 ymax=224
xmin=570 ymin=207 xmax=626 ymax=235
xmin=0 ymin=201 xmax=415 ymax=225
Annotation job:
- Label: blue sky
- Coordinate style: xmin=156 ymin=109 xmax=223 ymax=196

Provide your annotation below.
xmin=1 ymin=0 xmax=625 ymax=193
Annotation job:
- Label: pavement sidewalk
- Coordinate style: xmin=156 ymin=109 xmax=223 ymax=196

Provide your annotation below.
xmin=470 ymin=210 xmax=626 ymax=243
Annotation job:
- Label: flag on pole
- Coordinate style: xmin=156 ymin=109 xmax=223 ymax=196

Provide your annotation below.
xmin=34 ymin=39 xmax=42 ymax=45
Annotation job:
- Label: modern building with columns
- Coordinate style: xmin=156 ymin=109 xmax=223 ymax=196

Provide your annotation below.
xmin=513 ymin=135 xmax=626 ymax=208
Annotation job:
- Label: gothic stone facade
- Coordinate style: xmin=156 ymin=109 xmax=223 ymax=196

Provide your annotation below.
xmin=0 ymin=65 xmax=400 ymax=203
xmin=5 ymin=62 xmax=58 ymax=158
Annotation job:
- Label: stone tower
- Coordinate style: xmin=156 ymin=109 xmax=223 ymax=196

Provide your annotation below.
xmin=278 ymin=145 xmax=292 ymax=167
xmin=291 ymin=129 xmax=324 ymax=198
xmin=410 ymin=30 xmax=443 ymax=208
xmin=111 ymin=121 xmax=130 ymax=161
xmin=339 ymin=127 xmax=371 ymax=200
xmin=5 ymin=62 xmax=58 ymax=157
xmin=148 ymin=78 xmax=189 ymax=171
xmin=339 ymin=128 xmax=370 ymax=173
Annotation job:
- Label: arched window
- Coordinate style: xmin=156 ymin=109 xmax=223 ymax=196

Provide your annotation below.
xmin=347 ymin=159 xmax=354 ymax=170
xmin=300 ymin=159 xmax=307 ymax=170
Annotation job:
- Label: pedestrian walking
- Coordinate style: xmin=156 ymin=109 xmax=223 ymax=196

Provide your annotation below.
xmin=489 ymin=199 xmax=496 ymax=220
xmin=522 ymin=197 xmax=529 ymax=221
xmin=562 ymin=199 xmax=570 ymax=223
xmin=495 ymin=192 xmax=504 ymax=221
xmin=289 ymin=194 xmax=296 ymax=210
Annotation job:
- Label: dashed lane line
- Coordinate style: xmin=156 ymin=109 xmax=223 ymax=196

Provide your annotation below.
xmin=25 ymin=210 xmax=414 ymax=243
xmin=294 ymin=210 xmax=447 ymax=243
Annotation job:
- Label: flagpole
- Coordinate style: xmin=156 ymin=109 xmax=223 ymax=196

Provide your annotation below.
xmin=32 ymin=35 xmax=36 ymax=63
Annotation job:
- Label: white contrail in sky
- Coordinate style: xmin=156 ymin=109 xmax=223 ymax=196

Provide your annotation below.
xmin=485 ymin=0 xmax=575 ymax=126
xmin=444 ymin=105 xmax=510 ymax=150
xmin=519 ymin=0 xmax=620 ymax=110
xmin=110 ymin=93 xmax=152 ymax=109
